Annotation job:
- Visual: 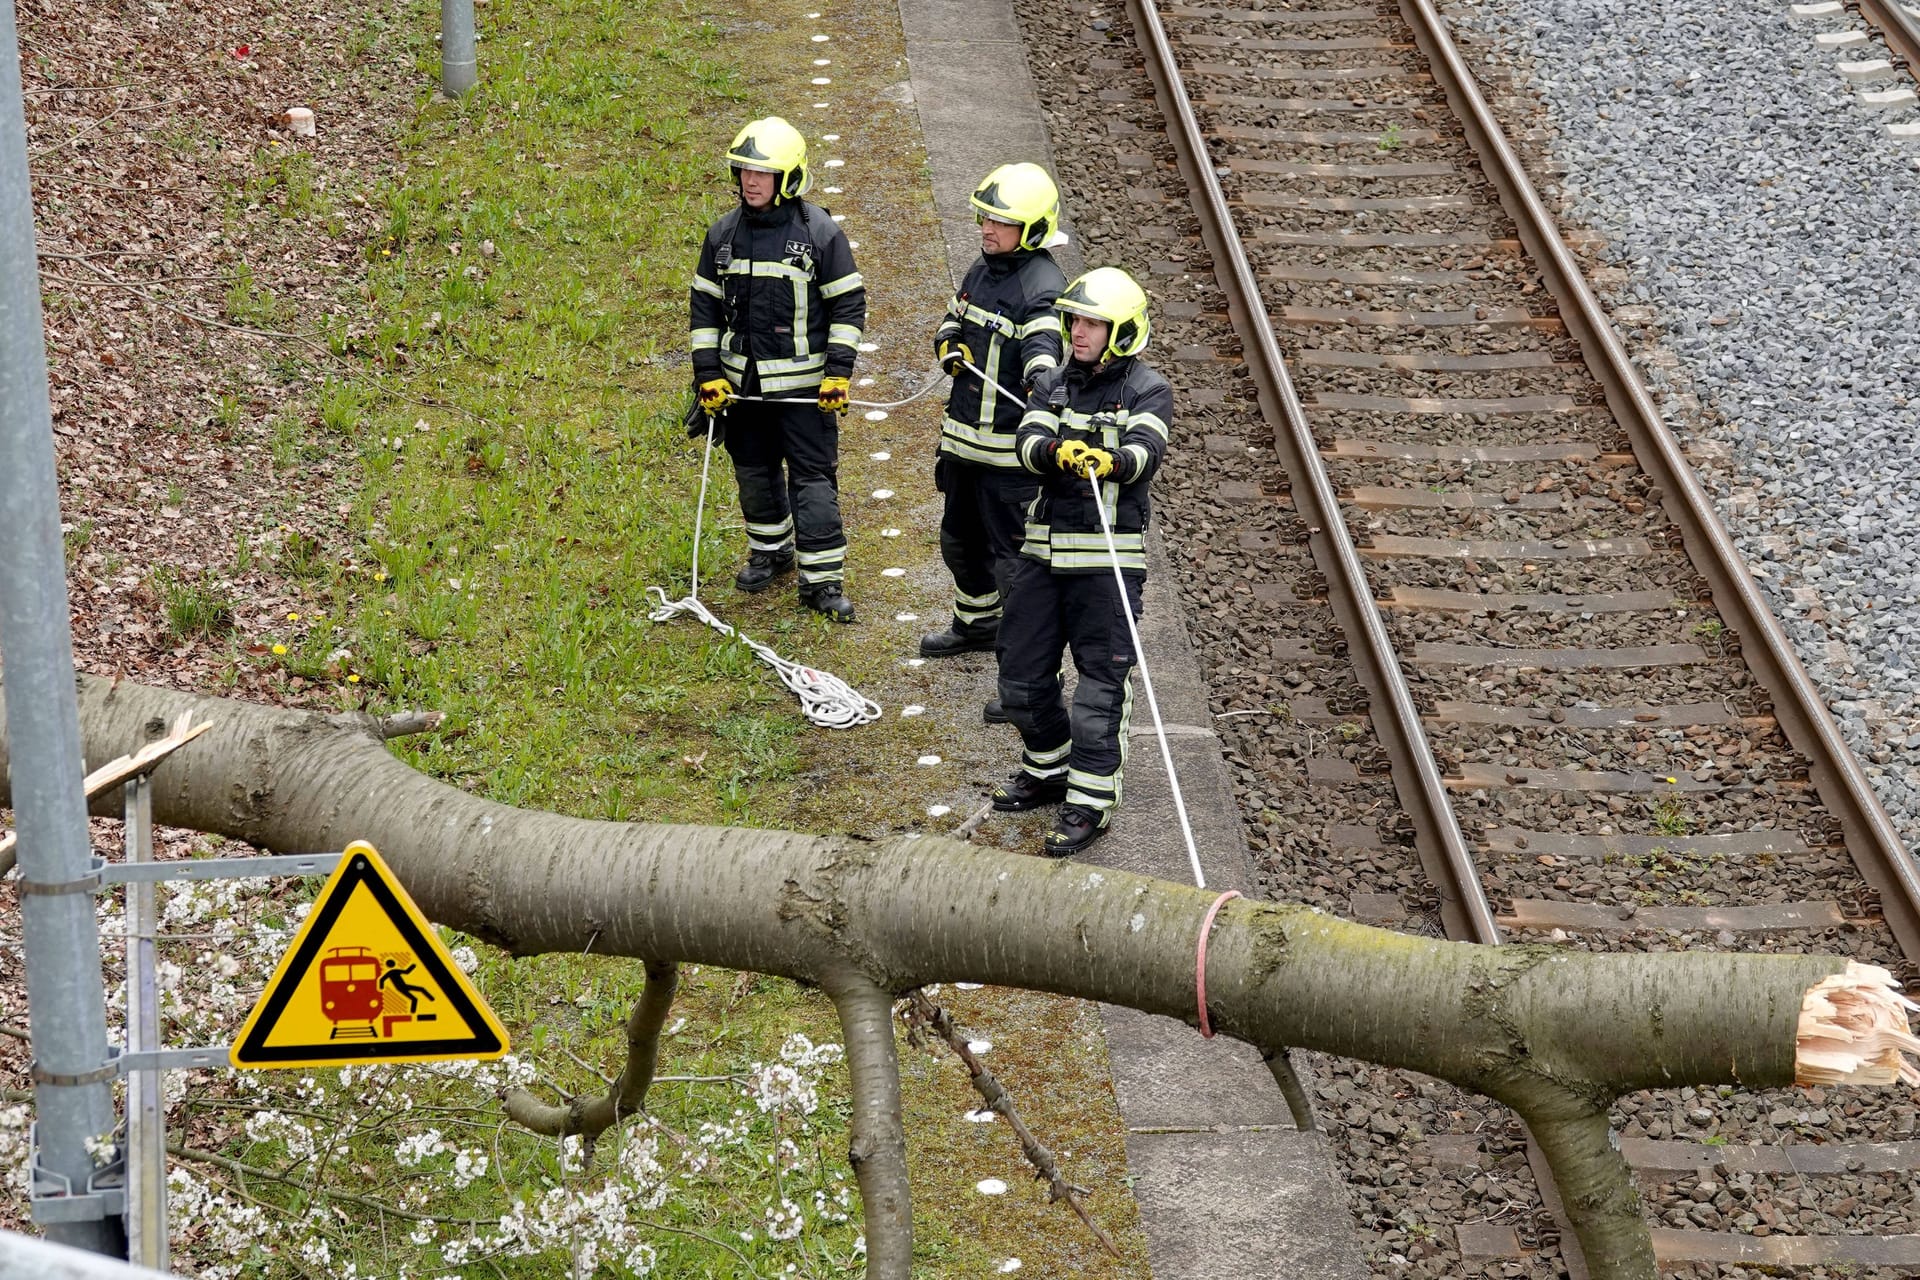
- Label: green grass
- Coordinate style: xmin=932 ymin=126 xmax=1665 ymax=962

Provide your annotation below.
xmin=155 ymin=567 xmax=236 ymax=640
xmin=171 ymin=0 xmax=911 ymax=1273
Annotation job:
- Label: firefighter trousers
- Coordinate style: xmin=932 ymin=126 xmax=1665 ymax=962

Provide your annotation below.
xmin=723 ymin=398 xmax=847 ymax=585
xmin=996 ymin=559 xmax=1144 ymax=822
xmin=935 ymin=456 xmax=1039 ymax=629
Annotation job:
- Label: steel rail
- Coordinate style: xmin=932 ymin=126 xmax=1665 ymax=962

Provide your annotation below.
xmin=1398 ymin=0 xmax=1920 ymax=963
xmin=1123 ymin=0 xmax=1502 ymax=946
xmin=1852 ymin=0 xmax=1920 ymax=84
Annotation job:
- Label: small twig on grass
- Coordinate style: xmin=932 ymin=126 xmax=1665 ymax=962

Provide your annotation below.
xmin=0 ymin=1022 xmax=28 ymax=1041
xmin=29 ymin=96 xmax=193 ymax=161
xmin=946 ymin=801 xmax=995 ymax=842
xmin=562 ymin=1045 xmax=614 ymax=1088
xmin=632 ymin=1216 xmax=759 ymax=1268
xmin=38 ymin=248 xmax=170 ymax=261
xmin=376 ymin=710 xmax=445 ymax=740
xmin=905 ymin=990 xmax=1124 ymax=1260
xmin=168 ymin=1144 xmax=492 ymax=1226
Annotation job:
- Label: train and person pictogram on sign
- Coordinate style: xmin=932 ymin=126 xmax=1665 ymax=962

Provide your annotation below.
xmin=230 ymin=841 xmax=508 ymax=1069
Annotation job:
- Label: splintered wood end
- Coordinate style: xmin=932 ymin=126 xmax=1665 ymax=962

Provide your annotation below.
xmin=1796 ymin=961 xmax=1920 ymax=1088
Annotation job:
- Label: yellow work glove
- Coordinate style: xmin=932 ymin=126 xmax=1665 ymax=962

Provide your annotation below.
xmin=818 ymin=376 xmax=852 ymax=415
xmin=1054 ymin=439 xmax=1093 ymax=475
xmin=1074 ymin=446 xmax=1116 ymax=479
xmin=697 ymin=378 xmax=734 ymax=412
xmin=937 ymin=339 xmax=974 ymax=378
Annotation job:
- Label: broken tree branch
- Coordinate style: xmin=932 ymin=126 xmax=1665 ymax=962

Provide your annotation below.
xmin=375 ymin=710 xmax=445 ymax=741
xmin=2 ymin=673 xmax=1910 ymax=1280
xmin=827 ymin=970 xmax=911 ymax=1280
xmin=501 ymin=961 xmax=679 ymax=1146
xmin=907 ymin=990 xmax=1123 ymax=1259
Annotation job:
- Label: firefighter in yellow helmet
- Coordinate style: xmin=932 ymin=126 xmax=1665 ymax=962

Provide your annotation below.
xmin=688 ymin=117 xmax=867 ymax=621
xmin=991 ymin=268 xmax=1172 ymax=856
xmin=920 ymin=163 xmax=1068 ymax=725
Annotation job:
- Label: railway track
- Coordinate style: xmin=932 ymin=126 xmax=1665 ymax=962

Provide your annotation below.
xmin=1020 ymin=0 xmax=1920 ymax=1274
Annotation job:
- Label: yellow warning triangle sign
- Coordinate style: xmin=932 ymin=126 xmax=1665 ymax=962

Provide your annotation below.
xmin=230 ymin=841 xmax=509 ymax=1069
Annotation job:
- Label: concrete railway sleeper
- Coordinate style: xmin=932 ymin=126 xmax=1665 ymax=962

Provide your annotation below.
xmin=1012 ymin=0 xmax=1920 ymax=1273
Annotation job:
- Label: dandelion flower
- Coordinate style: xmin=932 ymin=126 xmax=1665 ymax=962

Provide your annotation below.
xmin=287 ymin=612 xmax=300 ymax=621
xmin=271 ymin=644 xmax=288 ymax=656
xmin=346 ymin=674 xmax=360 ymax=684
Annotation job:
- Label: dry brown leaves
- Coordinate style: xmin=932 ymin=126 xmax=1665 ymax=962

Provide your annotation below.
xmin=2 ymin=0 xmax=427 ymax=1196
xmin=18 ymin=0 xmax=415 ymax=697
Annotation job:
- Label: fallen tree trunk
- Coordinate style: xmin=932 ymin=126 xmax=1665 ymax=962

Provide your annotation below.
xmin=1 ymin=673 xmax=1910 ymax=1280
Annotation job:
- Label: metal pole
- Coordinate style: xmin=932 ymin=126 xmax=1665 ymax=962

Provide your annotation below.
xmin=0 ymin=1228 xmax=173 ymax=1279
xmin=0 ymin=10 xmax=123 ymax=1256
xmin=123 ymin=779 xmax=166 ymax=1270
xmin=441 ymin=0 xmax=477 ymax=96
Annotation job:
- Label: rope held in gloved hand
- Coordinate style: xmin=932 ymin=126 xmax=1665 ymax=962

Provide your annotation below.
xmin=961 ymin=357 xmax=1207 ymax=888
xmin=646 ymin=414 xmax=881 ymax=730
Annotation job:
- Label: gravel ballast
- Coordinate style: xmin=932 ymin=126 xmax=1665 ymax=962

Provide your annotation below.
xmin=1432 ymin=0 xmax=1920 ymax=848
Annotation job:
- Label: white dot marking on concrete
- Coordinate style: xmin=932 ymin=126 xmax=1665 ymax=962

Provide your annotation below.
xmin=824 ymin=157 xmax=845 ymax=166
xmin=916 ymin=754 xmax=942 ymax=767
xmin=901 ymin=704 xmax=925 ymax=716
xmin=881 ymin=527 xmax=902 ymax=537
xmin=871 ymin=489 xmax=894 ymax=499
xmin=967 ymin=1039 xmax=992 ymax=1054
xmin=976 ymin=1179 xmax=1008 ymax=1196
xmin=865 ymin=409 xmax=887 ymax=421
xmin=881 ymin=567 xmax=905 ymax=577
xmin=896 ymin=613 xmax=919 ymax=623
xmin=928 ymin=804 xmax=952 ymax=817
xmin=869 ymin=450 xmax=891 ymax=460
xmin=812 ymin=77 xmax=832 ymax=85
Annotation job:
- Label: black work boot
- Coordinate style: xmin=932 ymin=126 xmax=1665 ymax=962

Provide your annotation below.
xmin=919 ymin=617 xmax=998 ymax=658
xmin=799 ymin=581 xmax=856 ymax=623
xmin=983 ymin=699 xmax=1011 ymax=725
xmin=734 ymin=548 xmax=795 ymax=593
xmin=990 ymin=771 xmax=1068 ymax=813
xmin=1043 ymin=804 xmax=1108 ymax=858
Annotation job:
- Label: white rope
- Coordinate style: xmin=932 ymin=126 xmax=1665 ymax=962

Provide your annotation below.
xmin=646 ymin=415 xmax=882 ymax=730
xmin=961 ymin=357 xmax=1208 ymax=887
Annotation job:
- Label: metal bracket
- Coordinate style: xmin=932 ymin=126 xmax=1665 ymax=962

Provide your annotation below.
xmin=97 ymin=852 xmax=343 ymax=885
xmin=18 ymin=869 xmax=103 ymax=897
xmin=32 ymin=1042 xmax=235 ymax=1084
xmin=116 ymin=1046 xmax=231 ymax=1073
xmin=27 ymin=1122 xmax=127 ymax=1225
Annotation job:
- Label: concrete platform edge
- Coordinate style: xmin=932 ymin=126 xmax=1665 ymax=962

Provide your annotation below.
xmin=896 ymin=1 xmax=1369 ymax=1274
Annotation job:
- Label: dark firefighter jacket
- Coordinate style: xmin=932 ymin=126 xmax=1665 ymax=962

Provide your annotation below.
xmin=1014 ymin=356 xmax=1173 ymax=573
xmin=932 ymin=248 xmax=1065 ymax=469
xmin=690 ymin=199 xmax=866 ymax=395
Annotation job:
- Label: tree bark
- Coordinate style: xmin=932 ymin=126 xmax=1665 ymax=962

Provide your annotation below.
xmin=824 ymin=971 xmax=912 ymax=1278
xmin=502 ymin=961 xmax=679 ymax=1145
xmin=0 ymin=674 xmax=1878 ymax=1280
